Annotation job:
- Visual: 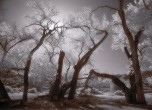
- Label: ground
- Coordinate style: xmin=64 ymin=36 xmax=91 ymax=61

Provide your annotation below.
xmin=1 ymin=92 xmax=152 ymax=110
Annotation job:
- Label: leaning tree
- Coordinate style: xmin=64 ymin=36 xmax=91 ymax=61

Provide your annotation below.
xmin=21 ymin=1 xmax=65 ymax=103
xmin=91 ymin=0 xmax=152 ymax=104
xmin=58 ymin=7 xmax=109 ymax=99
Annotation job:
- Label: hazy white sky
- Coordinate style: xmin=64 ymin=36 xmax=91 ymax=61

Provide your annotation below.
xmin=3 ymin=0 xmax=132 ymax=74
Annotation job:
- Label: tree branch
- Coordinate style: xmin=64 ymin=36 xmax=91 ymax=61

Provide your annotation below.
xmin=92 ymin=5 xmax=119 ymax=14
xmin=134 ymin=27 xmax=145 ymax=47
xmin=124 ymin=46 xmax=131 ymax=59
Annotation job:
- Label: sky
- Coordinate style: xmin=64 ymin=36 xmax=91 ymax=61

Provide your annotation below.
xmin=2 ymin=0 xmax=135 ymax=74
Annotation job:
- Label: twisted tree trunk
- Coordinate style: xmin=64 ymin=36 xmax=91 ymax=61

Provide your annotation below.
xmin=68 ymin=32 xmax=108 ymax=99
xmin=49 ymin=51 xmax=65 ymax=101
xmin=22 ymin=29 xmax=52 ymax=104
xmin=118 ymin=0 xmax=146 ymax=104
xmin=89 ymin=70 xmax=139 ymax=104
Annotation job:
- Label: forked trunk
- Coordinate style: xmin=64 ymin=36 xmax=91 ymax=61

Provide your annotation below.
xmin=118 ymin=0 xmax=146 ymax=104
xmin=21 ymin=29 xmax=51 ymax=104
xmin=68 ymin=32 xmax=108 ymax=100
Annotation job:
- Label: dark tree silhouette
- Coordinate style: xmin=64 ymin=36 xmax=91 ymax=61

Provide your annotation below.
xmin=21 ymin=1 xmax=64 ymax=103
xmin=118 ymin=0 xmax=146 ymax=104
xmin=49 ymin=51 xmax=65 ymax=101
xmin=92 ymin=0 xmax=146 ymax=104
xmin=68 ymin=31 xmax=108 ymax=99
xmin=88 ymin=70 xmax=137 ymax=104
xmin=0 ymin=79 xmax=10 ymax=104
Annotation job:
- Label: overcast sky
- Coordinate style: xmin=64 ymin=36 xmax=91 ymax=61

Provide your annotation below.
xmin=2 ymin=0 xmax=135 ymax=74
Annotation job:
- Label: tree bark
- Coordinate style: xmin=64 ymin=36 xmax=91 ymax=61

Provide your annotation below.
xmin=68 ymin=32 xmax=108 ymax=99
xmin=89 ymin=69 xmax=133 ymax=103
xmin=0 ymin=79 xmax=11 ymax=106
xmin=68 ymin=66 xmax=82 ymax=99
xmin=59 ymin=82 xmax=71 ymax=99
xmin=129 ymin=72 xmax=137 ymax=104
xmin=118 ymin=0 xmax=146 ymax=104
xmin=22 ymin=29 xmax=52 ymax=103
xmin=49 ymin=51 xmax=65 ymax=101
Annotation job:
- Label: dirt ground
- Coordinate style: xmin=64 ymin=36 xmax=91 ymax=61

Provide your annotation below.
xmin=1 ymin=95 xmax=152 ymax=110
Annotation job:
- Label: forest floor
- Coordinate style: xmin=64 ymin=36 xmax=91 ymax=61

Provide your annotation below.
xmin=1 ymin=92 xmax=152 ymax=110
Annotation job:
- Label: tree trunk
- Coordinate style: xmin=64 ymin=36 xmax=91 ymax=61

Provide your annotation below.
xmin=129 ymin=73 xmax=137 ymax=104
xmin=22 ymin=29 xmax=51 ymax=104
xmin=0 ymin=79 xmax=10 ymax=105
xmin=131 ymin=47 xmax=146 ymax=104
xmin=118 ymin=0 xmax=146 ymax=104
xmin=68 ymin=32 xmax=108 ymax=100
xmin=49 ymin=51 xmax=65 ymax=101
xmin=22 ymin=58 xmax=31 ymax=103
xmin=68 ymin=67 xmax=81 ymax=99
xmin=124 ymin=46 xmax=137 ymax=104
xmin=89 ymin=70 xmax=138 ymax=104
xmin=59 ymin=82 xmax=71 ymax=99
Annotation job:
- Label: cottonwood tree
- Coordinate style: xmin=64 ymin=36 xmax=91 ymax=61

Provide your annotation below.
xmin=42 ymin=26 xmax=66 ymax=100
xmin=28 ymin=31 xmax=63 ymax=92
xmin=0 ymin=79 xmax=10 ymax=104
xmin=0 ymin=22 xmax=32 ymax=62
xmin=0 ymin=0 xmax=11 ymax=104
xmin=21 ymin=1 xmax=65 ymax=103
xmin=54 ymin=52 xmax=76 ymax=99
xmin=45 ymin=45 xmax=71 ymax=100
xmin=92 ymin=0 xmax=152 ymax=104
xmin=84 ymin=69 xmax=137 ymax=104
xmin=61 ymin=7 xmax=108 ymax=99
xmin=39 ymin=22 xmax=67 ymax=100
xmin=49 ymin=51 xmax=65 ymax=101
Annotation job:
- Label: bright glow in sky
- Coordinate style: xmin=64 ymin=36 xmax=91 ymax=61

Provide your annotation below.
xmin=3 ymin=0 xmax=131 ymax=74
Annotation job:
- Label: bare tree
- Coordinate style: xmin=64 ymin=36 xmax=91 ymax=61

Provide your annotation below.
xmin=68 ymin=31 xmax=107 ymax=99
xmin=49 ymin=51 xmax=65 ymax=101
xmin=118 ymin=0 xmax=146 ymax=104
xmin=86 ymin=69 xmax=139 ymax=104
xmin=0 ymin=0 xmax=11 ymax=104
xmin=48 ymin=7 xmax=109 ymax=99
xmin=92 ymin=0 xmax=146 ymax=104
xmin=21 ymin=1 xmax=65 ymax=103
xmin=0 ymin=22 xmax=32 ymax=62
